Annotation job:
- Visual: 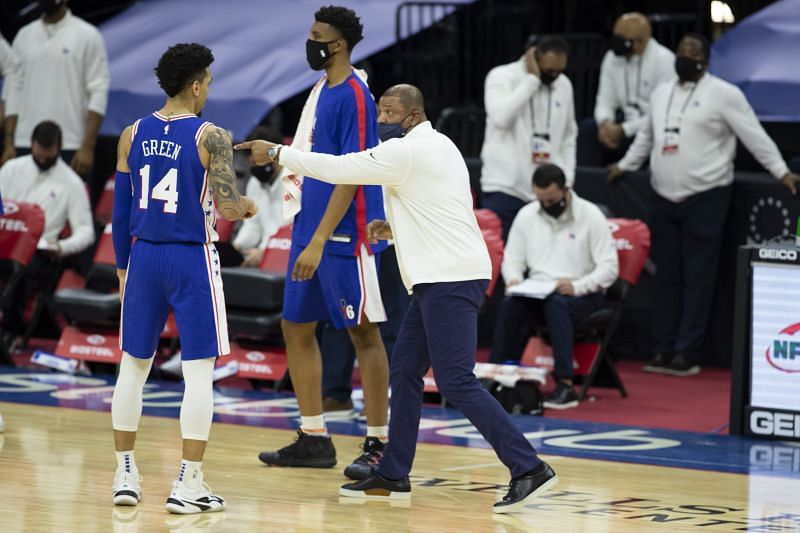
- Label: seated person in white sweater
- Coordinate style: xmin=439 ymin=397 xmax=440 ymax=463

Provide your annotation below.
xmin=490 ymin=164 xmax=618 ymax=409
xmin=232 ymin=126 xmax=288 ymax=267
xmin=0 ymin=120 xmax=94 ymax=337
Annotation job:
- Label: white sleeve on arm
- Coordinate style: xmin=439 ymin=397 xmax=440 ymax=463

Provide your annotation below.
xmin=572 ymin=213 xmax=619 ymax=296
xmin=561 ymin=87 xmax=578 ymax=186
xmin=280 ymin=139 xmax=412 ymax=187
xmin=723 ymin=86 xmax=789 ymax=180
xmin=594 ymin=53 xmax=617 ymax=125
xmin=484 ymin=66 xmax=539 ymax=130
xmin=85 ymin=29 xmax=110 ymax=115
xmin=59 ymin=182 xmax=95 ymax=256
xmin=500 ymin=213 xmax=528 ymax=284
xmin=618 ymin=110 xmax=654 ymax=172
xmin=4 ymin=33 xmax=25 ymax=117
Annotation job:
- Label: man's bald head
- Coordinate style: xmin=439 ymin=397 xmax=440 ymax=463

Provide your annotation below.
xmin=382 ymin=84 xmax=425 ymax=113
xmin=612 ymin=12 xmax=652 ymax=55
xmin=377 ymin=84 xmax=427 ymax=134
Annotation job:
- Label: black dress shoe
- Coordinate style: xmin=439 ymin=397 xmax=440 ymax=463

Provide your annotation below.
xmin=642 ymin=352 xmax=671 ymax=373
xmin=339 ymin=471 xmax=411 ymax=500
xmin=493 ymin=462 xmax=558 ymax=514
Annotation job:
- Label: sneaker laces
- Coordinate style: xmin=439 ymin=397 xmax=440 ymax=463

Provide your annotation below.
xmin=355 ymin=439 xmax=385 ymax=465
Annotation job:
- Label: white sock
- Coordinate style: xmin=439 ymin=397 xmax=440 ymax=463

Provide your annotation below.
xmin=300 ymin=415 xmax=328 ymax=435
xmin=179 ymin=459 xmax=203 ymax=490
xmin=115 ymin=450 xmax=138 ymax=474
xmin=367 ymin=426 xmax=389 ymax=442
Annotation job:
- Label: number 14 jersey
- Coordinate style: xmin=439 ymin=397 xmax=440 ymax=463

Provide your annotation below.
xmin=127 ymin=112 xmax=217 ymax=244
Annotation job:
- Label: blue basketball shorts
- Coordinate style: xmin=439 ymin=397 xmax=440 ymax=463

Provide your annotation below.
xmin=282 ymin=242 xmax=386 ymax=329
xmin=120 ymin=239 xmax=229 ymax=360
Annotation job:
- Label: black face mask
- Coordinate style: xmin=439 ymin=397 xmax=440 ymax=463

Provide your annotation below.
xmin=377 ymin=112 xmax=413 ymax=142
xmin=675 ymin=56 xmax=704 ymax=82
xmin=539 ymin=69 xmax=558 ymax=86
xmin=34 ymin=155 xmax=59 ymax=172
xmin=611 ymin=35 xmax=634 ymax=57
xmin=306 ymin=39 xmax=337 ymax=71
xmin=251 ymin=164 xmax=275 ymax=184
xmin=542 ymin=197 xmax=567 ymax=219
xmin=39 ymin=0 xmax=63 ymax=16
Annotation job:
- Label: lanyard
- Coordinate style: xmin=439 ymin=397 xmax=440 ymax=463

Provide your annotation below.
xmin=529 ymin=86 xmax=552 ymax=133
xmin=664 ymin=81 xmax=699 ymax=128
xmin=624 ymin=56 xmax=642 ymax=106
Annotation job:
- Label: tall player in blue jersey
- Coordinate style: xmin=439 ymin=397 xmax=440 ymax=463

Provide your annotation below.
xmin=257 ymin=6 xmax=390 ymax=477
xmin=109 ymin=43 xmax=256 ymax=514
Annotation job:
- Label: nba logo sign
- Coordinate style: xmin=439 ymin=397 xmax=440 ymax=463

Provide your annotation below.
xmin=766 ymin=323 xmax=800 ymax=374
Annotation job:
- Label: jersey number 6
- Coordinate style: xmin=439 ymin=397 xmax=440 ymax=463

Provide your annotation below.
xmin=139 ymin=165 xmax=179 ymax=214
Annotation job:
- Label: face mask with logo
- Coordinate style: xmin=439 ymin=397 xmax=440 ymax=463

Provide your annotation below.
xmin=611 ymin=35 xmax=634 ymax=57
xmin=542 ymin=197 xmax=567 ymax=219
xmin=39 ymin=0 xmax=63 ymax=16
xmin=675 ymin=56 xmax=704 ymax=83
xmin=251 ymin=164 xmax=275 ymax=184
xmin=306 ymin=39 xmax=337 ymax=71
xmin=378 ymin=112 xmax=413 ymax=142
xmin=34 ymin=155 xmax=59 ymax=172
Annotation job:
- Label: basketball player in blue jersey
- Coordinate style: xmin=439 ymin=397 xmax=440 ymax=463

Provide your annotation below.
xmin=256 ymin=6 xmax=390 ymax=478
xmin=109 ymin=43 xmax=256 ymax=514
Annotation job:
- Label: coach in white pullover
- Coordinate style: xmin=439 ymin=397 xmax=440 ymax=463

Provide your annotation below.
xmin=480 ymin=36 xmax=577 ymax=240
xmin=2 ymin=0 xmax=110 ymax=178
xmin=610 ymin=34 xmax=800 ymax=377
xmin=490 ymin=164 xmax=617 ymax=409
xmin=593 ymin=13 xmax=674 ymax=152
xmin=237 ymin=84 xmax=557 ymax=513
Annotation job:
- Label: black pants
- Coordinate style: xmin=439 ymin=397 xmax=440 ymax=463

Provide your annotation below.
xmin=480 ymin=191 xmax=528 ymax=243
xmin=490 ymin=293 xmax=604 ymax=380
xmin=649 ymin=185 xmax=733 ymax=363
xmin=321 ymin=245 xmax=411 ymax=402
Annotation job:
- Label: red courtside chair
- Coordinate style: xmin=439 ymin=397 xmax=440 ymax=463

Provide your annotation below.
xmin=474 ymin=208 xmax=504 ymax=297
xmin=0 ymin=201 xmax=45 ymax=363
xmin=570 ymin=218 xmax=651 ymax=400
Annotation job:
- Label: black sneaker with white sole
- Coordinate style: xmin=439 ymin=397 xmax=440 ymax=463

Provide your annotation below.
xmin=661 ymin=353 xmax=700 ymax=377
xmin=258 ymin=429 xmax=337 ymax=468
xmin=344 ymin=437 xmax=385 ymax=480
xmin=542 ymin=382 xmax=579 ymax=410
xmin=642 ymin=352 xmax=671 ymax=373
xmin=339 ymin=471 xmax=411 ymax=500
xmin=493 ymin=462 xmax=558 ymax=513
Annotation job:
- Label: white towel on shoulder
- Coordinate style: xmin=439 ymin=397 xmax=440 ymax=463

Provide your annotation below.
xmin=280 ymin=68 xmax=370 ymax=219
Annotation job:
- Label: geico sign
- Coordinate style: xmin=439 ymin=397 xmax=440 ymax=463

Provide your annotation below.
xmin=758 ymin=248 xmax=797 ymax=261
xmin=750 ymin=410 xmax=800 ymax=438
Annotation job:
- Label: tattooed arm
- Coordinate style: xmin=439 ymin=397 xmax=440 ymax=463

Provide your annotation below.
xmin=201 ymin=126 xmax=257 ymax=221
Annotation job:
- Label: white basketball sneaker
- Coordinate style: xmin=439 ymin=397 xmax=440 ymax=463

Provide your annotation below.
xmin=113 ymin=469 xmax=143 ymax=506
xmin=165 ymin=473 xmax=225 ymax=515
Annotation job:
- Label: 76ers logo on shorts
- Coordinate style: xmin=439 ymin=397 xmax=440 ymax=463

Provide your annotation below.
xmin=340 ymin=298 xmax=355 ymax=321
xmin=766 ymin=323 xmax=800 ymax=373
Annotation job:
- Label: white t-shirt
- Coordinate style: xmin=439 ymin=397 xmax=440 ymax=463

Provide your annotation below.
xmin=233 ymin=175 xmax=289 ymax=251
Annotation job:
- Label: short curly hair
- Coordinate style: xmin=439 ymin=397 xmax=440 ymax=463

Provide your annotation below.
xmin=314 ymin=5 xmax=363 ymax=51
xmin=155 ymin=43 xmax=214 ymax=98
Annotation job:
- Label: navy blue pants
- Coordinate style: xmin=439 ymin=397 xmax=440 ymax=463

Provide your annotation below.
xmin=649 ymin=186 xmax=732 ymax=363
xmin=490 ymin=293 xmax=605 ymax=380
xmin=377 ymin=280 xmax=542 ymax=480
xmin=480 ymin=191 xmax=528 ymax=243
